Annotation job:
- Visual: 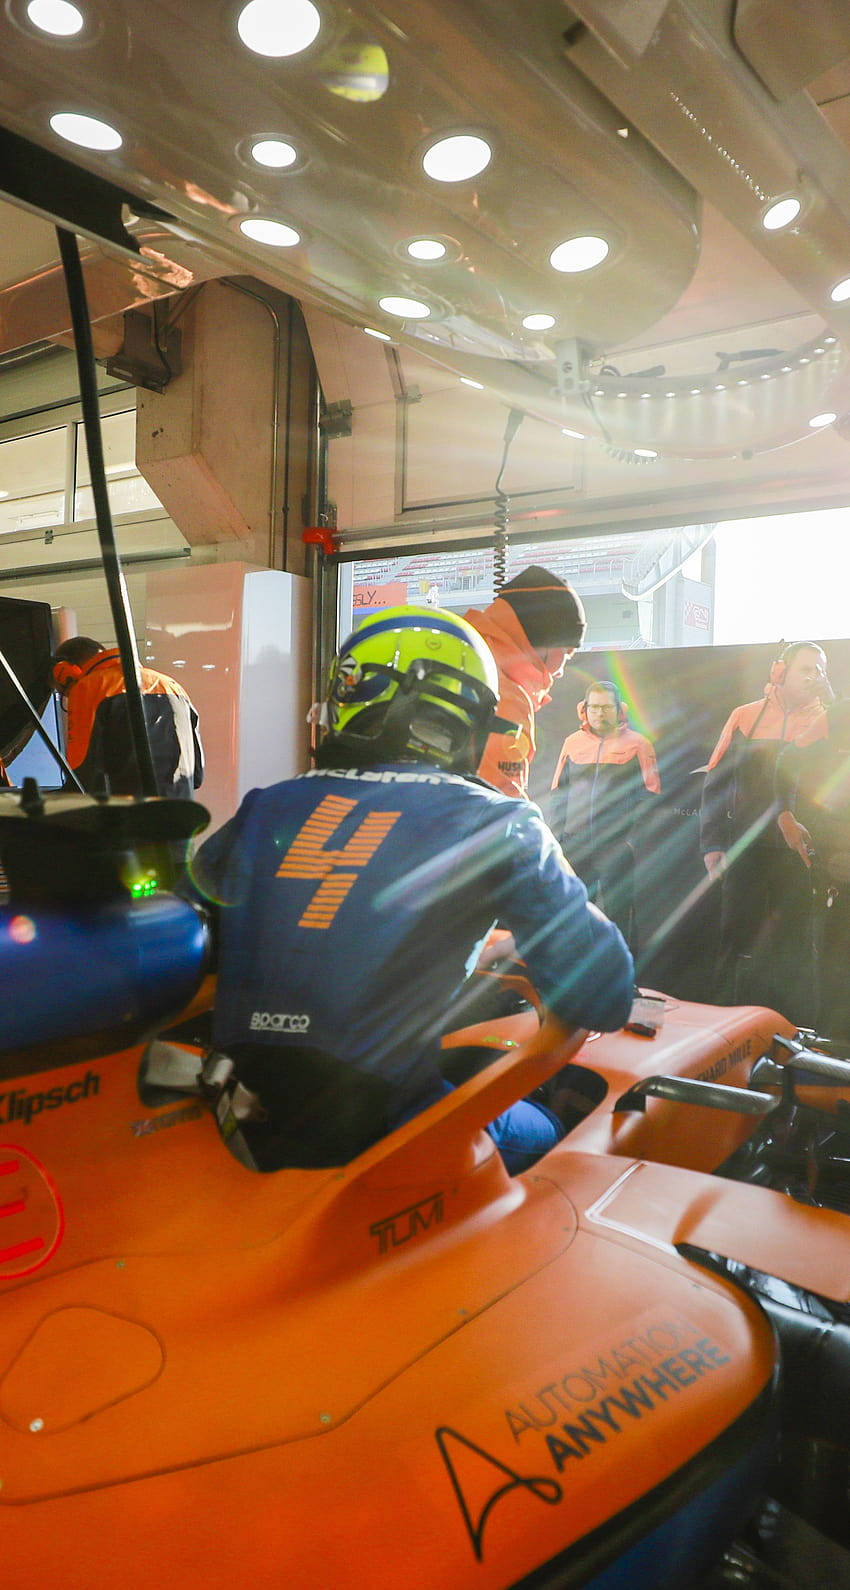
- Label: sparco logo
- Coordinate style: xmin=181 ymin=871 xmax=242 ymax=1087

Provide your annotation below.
xmin=0 ymin=1069 xmax=100 ymax=1126
xmin=249 ymin=1011 xmax=311 ymax=1033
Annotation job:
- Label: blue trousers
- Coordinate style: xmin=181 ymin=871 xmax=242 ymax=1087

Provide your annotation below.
xmin=486 ymin=1099 xmax=565 ymax=1174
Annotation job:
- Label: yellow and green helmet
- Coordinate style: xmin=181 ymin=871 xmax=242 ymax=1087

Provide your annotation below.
xmin=321 ymin=604 xmax=500 ymax=771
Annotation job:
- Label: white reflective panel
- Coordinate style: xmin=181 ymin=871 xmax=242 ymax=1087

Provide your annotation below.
xmin=830 ymin=277 xmax=850 ymax=303
xmin=74 ymin=411 xmax=161 ymax=521
xmin=808 ymin=412 xmax=837 ymax=429
xmin=49 ymin=111 xmax=122 ymax=150
xmin=0 ymin=427 xmax=66 ymax=533
xmin=549 ymin=235 xmax=609 ymax=272
xmin=26 ymin=0 xmax=83 ymax=36
xmin=422 ymin=135 xmax=491 ymax=182
xmin=236 ymin=0 xmax=321 ymax=57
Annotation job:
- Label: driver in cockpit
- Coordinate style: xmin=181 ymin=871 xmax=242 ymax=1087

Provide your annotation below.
xmin=187 ymin=605 xmax=633 ymax=1176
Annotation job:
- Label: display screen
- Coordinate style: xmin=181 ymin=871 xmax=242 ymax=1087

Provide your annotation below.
xmin=0 ymin=595 xmax=59 ymax=778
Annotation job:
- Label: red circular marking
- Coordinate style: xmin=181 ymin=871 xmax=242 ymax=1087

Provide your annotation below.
xmin=0 ymin=1143 xmax=64 ymax=1280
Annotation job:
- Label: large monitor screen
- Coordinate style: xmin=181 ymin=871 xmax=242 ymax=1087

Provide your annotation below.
xmin=0 ymin=595 xmax=59 ymax=777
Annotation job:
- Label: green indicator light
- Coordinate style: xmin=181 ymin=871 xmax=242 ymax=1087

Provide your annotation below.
xmin=130 ymin=878 xmax=159 ymax=898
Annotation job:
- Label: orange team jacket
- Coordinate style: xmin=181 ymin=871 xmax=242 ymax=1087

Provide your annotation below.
xmin=699 ymin=685 xmax=826 ymax=855
xmin=464 ymin=599 xmax=560 ymax=799
xmin=65 ymin=648 xmax=204 ymax=798
xmin=550 ymin=724 xmax=660 ymax=852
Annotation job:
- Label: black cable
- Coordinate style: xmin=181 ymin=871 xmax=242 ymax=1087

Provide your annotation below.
xmin=56 ymin=227 xmax=158 ymax=798
xmin=493 ymin=408 xmax=524 ymax=593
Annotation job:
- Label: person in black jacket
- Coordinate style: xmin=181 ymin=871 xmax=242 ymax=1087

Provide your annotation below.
xmin=776 ymin=698 xmax=850 ymax=1037
xmin=699 ymin=641 xmax=829 ymax=1018
xmin=51 ymin=635 xmax=204 ymax=800
xmin=550 ymin=681 xmax=660 ymax=948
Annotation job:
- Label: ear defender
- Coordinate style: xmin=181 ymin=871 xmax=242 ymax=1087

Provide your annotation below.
xmin=768 ymin=659 xmax=787 ymax=687
xmin=52 ymin=660 xmax=83 ymax=689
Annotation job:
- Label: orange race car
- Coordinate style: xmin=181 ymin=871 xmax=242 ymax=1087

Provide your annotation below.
xmin=2 ymin=793 xmax=850 ymax=1589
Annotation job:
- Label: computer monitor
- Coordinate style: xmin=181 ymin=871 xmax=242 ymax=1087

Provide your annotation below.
xmin=0 ymin=595 xmax=64 ymax=788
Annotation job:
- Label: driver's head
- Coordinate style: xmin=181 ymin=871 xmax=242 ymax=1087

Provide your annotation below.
xmin=319 ymin=605 xmax=500 ymax=774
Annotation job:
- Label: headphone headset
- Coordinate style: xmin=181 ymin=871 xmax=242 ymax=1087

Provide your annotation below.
xmin=768 ymin=641 xmax=827 ymax=689
xmin=578 ymin=680 xmax=628 ymax=727
xmin=52 ymin=660 xmax=83 ymax=689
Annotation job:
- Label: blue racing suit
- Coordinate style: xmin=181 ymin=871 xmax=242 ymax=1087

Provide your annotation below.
xmin=189 ymin=762 xmax=633 ymax=1171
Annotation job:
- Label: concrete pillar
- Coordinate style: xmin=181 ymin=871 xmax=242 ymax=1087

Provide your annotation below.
xmin=135 ymin=280 xmax=316 ymax=575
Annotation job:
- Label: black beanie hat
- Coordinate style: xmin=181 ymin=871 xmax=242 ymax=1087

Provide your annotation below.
xmin=499 ymin=565 xmax=586 ymax=651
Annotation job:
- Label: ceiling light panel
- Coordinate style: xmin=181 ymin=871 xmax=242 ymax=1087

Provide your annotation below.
xmin=236 ymin=0 xmax=321 ymax=59
xmin=25 ymin=0 xmax=83 ymax=36
xmin=0 ymin=0 xmax=702 ymax=356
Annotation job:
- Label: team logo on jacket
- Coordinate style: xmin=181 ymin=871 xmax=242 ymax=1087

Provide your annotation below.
xmin=249 ymin=1011 xmax=311 ymax=1033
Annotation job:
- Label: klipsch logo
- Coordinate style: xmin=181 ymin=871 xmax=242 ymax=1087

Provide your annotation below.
xmin=0 ymin=1070 xmax=100 ymax=1126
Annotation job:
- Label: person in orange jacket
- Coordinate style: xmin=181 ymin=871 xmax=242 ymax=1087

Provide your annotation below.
xmin=550 ymin=680 xmax=660 ymax=948
xmin=464 ymin=565 xmax=586 ymax=799
xmin=700 ymin=639 xmax=830 ymax=1018
xmin=50 ymin=635 xmax=204 ymax=800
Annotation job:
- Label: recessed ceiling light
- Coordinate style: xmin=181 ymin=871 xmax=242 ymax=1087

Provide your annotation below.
xmin=363 ymin=326 xmax=392 ymax=342
xmin=831 ymin=277 xmax=850 ymax=303
xmin=617 ymin=391 xmax=627 ymax=398
xmin=737 ymin=378 xmax=748 ymax=386
xmin=634 ymin=447 xmax=658 ymax=458
xmin=809 ymin=411 xmax=837 ymax=428
xmin=562 ymin=427 xmax=585 ymax=439
xmin=522 ymin=313 xmax=555 ymax=331
xmin=236 ymin=0 xmax=320 ymax=57
xmin=799 ymin=357 xmax=810 ymax=364
xmin=406 ymin=239 xmax=446 ymax=261
xmin=760 ymin=372 xmax=771 ymax=379
xmin=714 ymin=383 xmax=726 ymax=390
xmin=49 ymin=111 xmax=122 ymax=150
xmin=640 ymin=391 xmax=651 ymax=398
xmin=762 ymin=197 xmax=801 ymax=231
xmin=781 ymin=365 xmax=792 ymax=373
xmin=665 ymin=390 xmax=675 ymax=398
xmin=825 ymin=335 xmax=838 ymax=344
xmin=239 ymin=217 xmax=300 ymax=246
xmin=250 ymin=138 xmax=298 ymax=168
xmin=549 ymin=236 xmax=609 ymax=273
xmin=422 ymin=134 xmax=491 ymax=183
xmin=378 ymin=295 xmax=430 ymax=318
xmin=26 ymin=0 xmax=83 ymax=35
xmin=690 ymin=387 xmax=701 ymax=395
xmin=617 ymin=127 xmax=629 ymax=139
xmin=460 ymin=377 xmax=483 ymax=389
